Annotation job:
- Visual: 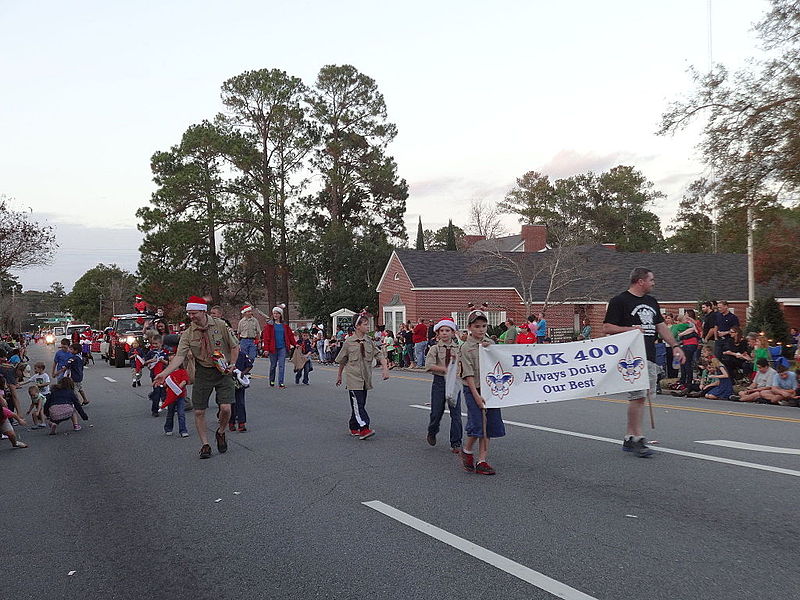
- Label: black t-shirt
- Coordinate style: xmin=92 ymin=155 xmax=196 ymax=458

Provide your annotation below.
xmin=702 ymin=312 xmax=717 ymax=338
xmin=603 ymin=291 xmax=664 ymax=363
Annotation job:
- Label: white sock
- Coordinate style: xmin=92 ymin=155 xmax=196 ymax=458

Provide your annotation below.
xmin=463 ymin=448 xmax=473 ymax=454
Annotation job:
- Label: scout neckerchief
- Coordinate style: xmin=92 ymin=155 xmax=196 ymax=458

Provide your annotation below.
xmin=194 ymin=317 xmax=213 ymax=363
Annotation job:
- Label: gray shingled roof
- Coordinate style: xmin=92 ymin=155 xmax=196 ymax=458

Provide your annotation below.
xmin=393 ymin=247 xmax=800 ymax=302
xmin=470 ymin=234 xmax=523 ymax=252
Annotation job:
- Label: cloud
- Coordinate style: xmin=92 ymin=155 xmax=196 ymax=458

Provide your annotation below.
xmin=12 ymin=217 xmax=142 ymax=292
xmin=536 ymin=149 xmax=642 ymax=178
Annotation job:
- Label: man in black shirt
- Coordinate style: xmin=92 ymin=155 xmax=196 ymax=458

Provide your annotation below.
xmin=603 ymin=267 xmax=685 ymax=458
xmin=714 ymin=300 xmax=740 ymax=359
xmin=700 ymin=301 xmax=717 ymax=342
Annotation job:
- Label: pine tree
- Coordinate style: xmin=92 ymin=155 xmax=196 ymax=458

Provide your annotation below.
xmin=745 ymin=296 xmax=791 ymax=344
xmin=445 ymin=219 xmax=457 ymax=251
xmin=415 ymin=216 xmax=425 ymax=250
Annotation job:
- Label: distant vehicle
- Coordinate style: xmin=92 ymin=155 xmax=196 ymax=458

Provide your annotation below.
xmin=43 ymin=330 xmax=56 ymax=344
xmin=53 ymin=326 xmax=66 ymax=338
xmin=106 ymin=313 xmax=153 ymax=368
xmin=66 ymin=324 xmax=91 ymax=338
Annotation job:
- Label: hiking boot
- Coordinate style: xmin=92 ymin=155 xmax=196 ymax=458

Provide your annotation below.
xmin=199 ymin=444 xmax=212 ymax=459
xmin=475 ymin=461 xmax=495 ymax=475
xmin=460 ymin=450 xmax=475 ymax=472
xmin=215 ymin=429 xmax=228 ymax=453
xmin=358 ymin=428 xmax=375 ymax=440
xmin=426 ymin=432 xmax=436 ymax=446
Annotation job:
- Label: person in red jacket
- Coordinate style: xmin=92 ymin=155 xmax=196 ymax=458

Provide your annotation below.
xmin=261 ymin=304 xmax=296 ymax=388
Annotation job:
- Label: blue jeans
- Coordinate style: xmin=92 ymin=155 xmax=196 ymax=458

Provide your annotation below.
xmin=269 ymin=347 xmax=287 ymax=385
xmin=231 ymin=387 xmax=246 ymax=425
xmin=150 ymin=386 xmax=165 ymax=414
xmin=295 ymin=360 xmax=311 ymax=384
xmin=428 ymin=375 xmax=462 ymax=447
xmin=414 ymin=341 xmax=428 ymax=367
xmin=164 ymin=395 xmax=187 ymax=434
xmin=239 ymin=338 xmax=257 ymax=361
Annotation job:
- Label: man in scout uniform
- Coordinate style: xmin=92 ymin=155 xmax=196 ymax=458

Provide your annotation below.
xmin=335 ymin=315 xmax=390 ymax=440
xmin=154 ymin=296 xmax=240 ymax=459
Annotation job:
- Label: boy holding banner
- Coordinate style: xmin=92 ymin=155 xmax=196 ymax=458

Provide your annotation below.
xmin=424 ymin=318 xmax=463 ymax=452
xmin=458 ymin=309 xmax=504 ymax=475
xmin=603 ymin=267 xmax=684 ymax=458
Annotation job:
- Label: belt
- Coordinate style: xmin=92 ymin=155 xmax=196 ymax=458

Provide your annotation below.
xmin=240 ymin=337 xmax=256 ymax=340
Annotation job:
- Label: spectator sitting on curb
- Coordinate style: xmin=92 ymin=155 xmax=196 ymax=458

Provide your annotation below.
xmin=732 ymin=358 xmax=776 ymax=403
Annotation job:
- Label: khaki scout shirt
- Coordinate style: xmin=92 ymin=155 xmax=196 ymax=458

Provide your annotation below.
xmin=336 ymin=335 xmax=384 ymax=391
xmin=176 ymin=316 xmax=239 ymax=368
xmin=458 ymin=335 xmax=494 ymax=387
xmin=236 ymin=315 xmax=260 ymax=339
xmin=424 ymin=341 xmax=460 ymax=373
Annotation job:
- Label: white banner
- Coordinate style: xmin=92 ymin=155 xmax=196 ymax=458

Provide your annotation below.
xmin=479 ymin=330 xmax=649 ymax=408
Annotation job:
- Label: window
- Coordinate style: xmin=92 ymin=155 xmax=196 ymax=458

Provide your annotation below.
xmin=393 ymin=272 xmax=400 ymax=280
xmin=382 ymin=306 xmax=405 ymax=335
xmin=451 ymin=310 xmax=506 ymax=331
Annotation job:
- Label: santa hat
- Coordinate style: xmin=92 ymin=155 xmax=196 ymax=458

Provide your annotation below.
xmin=434 ymin=318 xmax=458 ymax=332
xmin=135 ymin=294 xmax=143 ymax=300
xmin=186 ymin=296 xmax=207 ymax=311
xmin=241 ymin=305 xmax=253 ymax=314
xmin=272 ymin=303 xmax=286 ymax=315
xmin=161 ymin=369 xmax=189 ymax=409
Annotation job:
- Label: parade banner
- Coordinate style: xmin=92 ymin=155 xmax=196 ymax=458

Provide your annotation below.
xmin=479 ymin=330 xmax=648 ymax=408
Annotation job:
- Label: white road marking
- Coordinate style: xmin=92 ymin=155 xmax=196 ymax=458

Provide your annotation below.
xmin=103 ymin=377 xmax=117 ymax=383
xmin=696 ymin=440 xmax=800 ymax=455
xmin=363 ymin=500 xmax=599 ymax=600
xmin=409 ymin=404 xmax=800 ymax=478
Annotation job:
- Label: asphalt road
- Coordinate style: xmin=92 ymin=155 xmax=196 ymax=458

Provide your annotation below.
xmin=4 ymin=343 xmax=800 ymax=600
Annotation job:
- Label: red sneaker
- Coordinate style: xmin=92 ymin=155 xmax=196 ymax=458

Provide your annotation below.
xmin=228 ymin=423 xmax=236 ymax=432
xmin=475 ymin=461 xmax=496 ymax=475
xmin=358 ymin=428 xmax=375 ymax=440
xmin=350 ymin=429 xmax=361 ymax=436
xmin=460 ymin=450 xmax=475 ymax=472
xmin=238 ymin=423 xmax=247 ymax=432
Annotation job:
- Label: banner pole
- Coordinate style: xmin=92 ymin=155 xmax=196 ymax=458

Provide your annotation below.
xmin=648 ymin=392 xmax=655 ymax=429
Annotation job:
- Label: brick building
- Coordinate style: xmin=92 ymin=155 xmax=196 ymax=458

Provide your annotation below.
xmin=376 ymin=225 xmax=800 ymax=339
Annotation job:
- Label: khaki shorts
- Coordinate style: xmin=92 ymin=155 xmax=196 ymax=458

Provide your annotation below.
xmin=608 ymin=361 xmax=658 ymax=402
xmin=73 ymin=380 xmax=84 ymax=392
xmin=191 ymin=363 xmax=234 ymax=410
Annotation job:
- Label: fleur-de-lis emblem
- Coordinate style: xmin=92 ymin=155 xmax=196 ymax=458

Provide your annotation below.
xmin=485 ymin=361 xmax=514 ymax=398
xmin=617 ymin=349 xmax=644 ymax=383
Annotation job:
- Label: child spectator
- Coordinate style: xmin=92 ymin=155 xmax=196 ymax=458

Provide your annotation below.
xmin=58 ymin=344 xmax=90 ymax=408
xmin=52 ymin=338 xmax=72 ymax=381
xmin=162 ymin=364 xmax=190 ymax=437
xmin=229 ymin=350 xmax=253 ymax=432
xmin=1 ymin=403 xmax=28 ymax=448
xmin=130 ymin=340 xmax=145 ymax=387
xmin=735 ymin=358 xmax=777 ymax=403
xmin=425 ymin=318 xmax=462 ymax=453
xmin=21 ymin=362 xmax=51 ymax=397
xmin=145 ymin=336 xmax=167 ymax=417
xmin=81 ymin=336 xmax=94 ymax=366
xmin=703 ymin=357 xmax=733 ymax=400
xmin=294 ymin=332 xmax=313 ymax=386
xmin=25 ymin=385 xmax=47 ymax=429
xmin=44 ymin=377 xmax=81 ymax=434
xmin=458 ymin=309 xmax=503 ymax=475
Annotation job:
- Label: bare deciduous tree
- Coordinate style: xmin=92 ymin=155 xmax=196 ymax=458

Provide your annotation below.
xmin=467 ymin=197 xmax=508 ymax=239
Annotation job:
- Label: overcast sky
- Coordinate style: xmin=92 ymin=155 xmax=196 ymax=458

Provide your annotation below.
xmin=1 ymin=0 xmax=768 ymax=291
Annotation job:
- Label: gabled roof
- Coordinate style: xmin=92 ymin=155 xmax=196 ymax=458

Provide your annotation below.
xmin=392 ymin=247 xmax=800 ymax=303
xmin=470 ymin=234 xmax=524 ymax=253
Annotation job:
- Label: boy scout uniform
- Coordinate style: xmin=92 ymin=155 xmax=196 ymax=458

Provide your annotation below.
xmin=458 ymin=335 xmax=494 ymax=389
xmin=175 ymin=316 xmax=239 ymax=409
xmin=336 ymin=335 xmax=384 ymax=390
xmin=425 ymin=340 xmax=460 ymax=373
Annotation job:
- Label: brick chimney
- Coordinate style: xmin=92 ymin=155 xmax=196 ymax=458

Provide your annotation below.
xmin=460 ymin=235 xmax=486 ymax=250
xmin=601 ymin=243 xmax=617 ymax=251
xmin=521 ymin=224 xmax=547 ymax=252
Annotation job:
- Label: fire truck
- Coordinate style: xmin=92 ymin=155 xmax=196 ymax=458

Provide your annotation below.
xmin=103 ymin=313 xmax=153 ymax=368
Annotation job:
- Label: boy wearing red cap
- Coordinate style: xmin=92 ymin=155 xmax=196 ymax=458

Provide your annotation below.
xmin=425 ymin=318 xmax=463 ymax=452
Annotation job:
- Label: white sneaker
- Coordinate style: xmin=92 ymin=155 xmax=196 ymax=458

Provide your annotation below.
xmin=165 ymin=431 xmax=173 ymax=436
xmin=180 ymin=432 xmax=189 ymax=438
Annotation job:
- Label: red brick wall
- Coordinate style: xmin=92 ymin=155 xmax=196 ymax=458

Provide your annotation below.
xmin=780 ymin=304 xmax=800 ymax=328
xmin=521 ymin=225 xmax=547 ymax=252
xmin=377 ymin=254 xmax=416 ymax=320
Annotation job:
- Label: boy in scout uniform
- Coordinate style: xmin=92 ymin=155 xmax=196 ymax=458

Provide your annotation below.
xmin=424 ymin=318 xmax=463 ymax=452
xmin=458 ymin=309 xmax=505 ymax=475
xmin=154 ymin=296 xmax=240 ymax=459
xmin=335 ymin=315 xmax=390 ymax=440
